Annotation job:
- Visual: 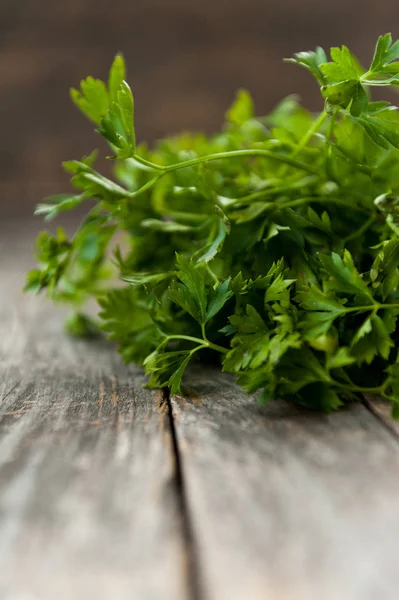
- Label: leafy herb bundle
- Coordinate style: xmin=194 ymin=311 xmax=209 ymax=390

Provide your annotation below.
xmin=27 ymin=35 xmax=399 ymax=415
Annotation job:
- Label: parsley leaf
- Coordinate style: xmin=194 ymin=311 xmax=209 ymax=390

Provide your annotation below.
xmin=27 ymin=36 xmax=399 ymax=418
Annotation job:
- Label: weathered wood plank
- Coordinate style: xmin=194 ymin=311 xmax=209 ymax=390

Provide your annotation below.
xmin=0 ymin=224 xmax=188 ymax=600
xmin=365 ymin=396 xmax=399 ymax=438
xmin=172 ymin=369 xmax=399 ymax=600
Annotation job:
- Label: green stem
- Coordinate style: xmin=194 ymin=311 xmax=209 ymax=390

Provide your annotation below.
xmin=165 ymin=149 xmax=317 ymax=174
xmin=167 ymin=210 xmax=208 ymax=224
xmin=342 ymin=215 xmax=375 ymax=244
xmin=325 ymin=140 xmax=373 ymax=176
xmin=280 ymin=196 xmax=368 ymax=213
xmin=291 ymin=110 xmax=328 ymax=158
xmin=205 ymin=264 xmax=220 ymax=285
xmin=333 ymin=380 xmax=383 ymax=393
xmin=128 ymin=175 xmax=162 ymax=198
xmin=133 ymin=149 xmax=316 ymax=176
xmin=127 ymin=149 xmax=317 ymax=199
xmin=167 ymin=334 xmax=228 ymax=355
xmin=231 ymin=175 xmax=317 ymax=206
xmin=343 ymin=302 xmax=399 ymax=314
xmin=131 ymin=156 xmax=167 ymax=171
xmin=207 ymin=341 xmax=229 ymax=354
xmin=167 ymin=334 xmax=206 ymax=345
xmin=326 ymin=107 xmax=339 ymax=144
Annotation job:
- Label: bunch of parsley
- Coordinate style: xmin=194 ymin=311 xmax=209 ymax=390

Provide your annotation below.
xmin=27 ymin=34 xmax=399 ymax=415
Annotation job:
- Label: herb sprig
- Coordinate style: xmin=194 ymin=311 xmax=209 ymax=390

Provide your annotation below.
xmin=27 ymin=34 xmax=399 ymax=415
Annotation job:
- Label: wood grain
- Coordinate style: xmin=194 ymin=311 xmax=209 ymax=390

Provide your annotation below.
xmin=171 ymin=369 xmax=399 ymax=600
xmin=365 ymin=395 xmax=399 ymax=440
xmin=0 ymin=223 xmax=188 ymax=600
xmin=3 ymin=220 xmax=399 ymax=599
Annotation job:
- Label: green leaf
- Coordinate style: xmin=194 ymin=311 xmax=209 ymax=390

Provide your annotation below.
xmin=206 ymin=280 xmax=233 ymax=323
xmin=64 ymin=312 xmax=102 ymax=338
xmin=99 ymin=287 xmax=164 ymax=363
xmin=369 ymin=238 xmax=399 ymax=300
xmin=285 ymin=47 xmax=327 ymax=84
xmin=297 ymin=382 xmax=343 ymax=412
xmin=70 ymin=77 xmax=109 ymax=124
xmin=194 ymin=207 xmax=230 ymax=264
xmin=296 ymin=286 xmax=345 ymax=311
xmin=27 ymin=37 xmax=399 ymax=417
xmin=350 ymin=109 xmax=399 ymax=149
xmin=351 ymin=314 xmax=394 ymax=364
xmin=318 ymin=250 xmax=374 ymax=301
xmin=223 ymin=305 xmax=271 ymax=371
xmin=275 ymin=347 xmax=332 ymax=396
xmin=371 ymin=34 xmax=394 ymax=71
xmin=98 ymin=103 xmax=127 ymax=149
xmin=117 ymin=81 xmax=135 ymax=151
xmin=320 ymin=46 xmax=364 ymax=83
xmin=108 ymin=53 xmax=126 ymax=103
xmin=169 ymin=255 xmax=232 ymax=325
xmin=123 ymin=271 xmax=173 ymax=288
xmin=296 ymin=284 xmax=347 ymax=338
xmin=368 ymin=34 xmax=399 ymax=82
xmin=226 ymin=89 xmax=254 ymax=126
xmin=264 ymin=273 xmax=295 ymax=305
xmin=169 ymin=255 xmax=207 ymax=324
xmin=326 ymin=347 xmax=356 ymax=370
xmin=140 ymin=219 xmax=194 ymax=233
xmin=321 ymin=79 xmax=359 ymax=109
xmin=144 ymin=349 xmax=194 ymax=392
xmin=34 ymin=193 xmax=88 ymax=220
xmin=349 ymin=83 xmax=368 ymax=117
xmin=168 ymin=353 xmax=193 ymax=395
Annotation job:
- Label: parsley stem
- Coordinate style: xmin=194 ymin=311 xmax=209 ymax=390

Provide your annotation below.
xmin=128 ymin=150 xmax=317 ymax=198
xmin=291 ymin=110 xmax=328 ymax=157
xmin=131 ymin=156 xmax=167 ymax=171
xmin=231 ymin=176 xmax=317 ymax=206
xmin=133 ymin=149 xmax=317 ymax=175
xmin=167 ymin=334 xmax=205 ymax=345
xmin=325 ymin=107 xmax=339 ymax=178
xmin=167 ymin=334 xmax=228 ymax=354
xmin=128 ymin=174 xmax=162 ymax=198
xmin=342 ymin=302 xmax=399 ymax=314
xmin=333 ymin=381 xmax=383 ymax=393
xmin=205 ymin=264 xmax=220 ymax=285
xmin=207 ymin=341 xmax=229 ymax=354
xmin=165 ymin=150 xmax=317 ymax=174
xmin=342 ymin=215 xmax=375 ymax=243
xmin=281 ymin=196 xmax=368 ymax=212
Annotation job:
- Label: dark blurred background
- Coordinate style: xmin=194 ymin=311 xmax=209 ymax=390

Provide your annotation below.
xmin=1 ymin=0 xmax=399 ymax=218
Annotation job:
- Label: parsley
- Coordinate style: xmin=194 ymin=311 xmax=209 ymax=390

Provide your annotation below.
xmin=26 ymin=35 xmax=399 ymax=416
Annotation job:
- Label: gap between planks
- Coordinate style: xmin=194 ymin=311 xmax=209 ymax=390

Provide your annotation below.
xmin=363 ymin=395 xmax=399 ymax=442
xmin=0 ymin=220 xmax=200 ymax=600
xmin=163 ymin=386 xmax=203 ymax=600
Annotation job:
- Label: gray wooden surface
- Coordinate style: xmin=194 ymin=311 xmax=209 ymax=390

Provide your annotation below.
xmin=1 ymin=220 xmax=399 ymax=599
xmin=0 ymin=224 xmax=188 ymax=600
xmin=171 ymin=372 xmax=399 ymax=600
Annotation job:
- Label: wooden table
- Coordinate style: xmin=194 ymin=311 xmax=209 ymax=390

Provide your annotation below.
xmin=1 ymin=221 xmax=399 ymax=600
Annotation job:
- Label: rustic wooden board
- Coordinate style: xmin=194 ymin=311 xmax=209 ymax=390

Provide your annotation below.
xmin=365 ymin=396 xmax=399 ymax=439
xmin=0 ymin=227 xmax=188 ymax=600
xmin=171 ymin=369 xmax=399 ymax=600
xmin=3 ymin=221 xmax=399 ymax=599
